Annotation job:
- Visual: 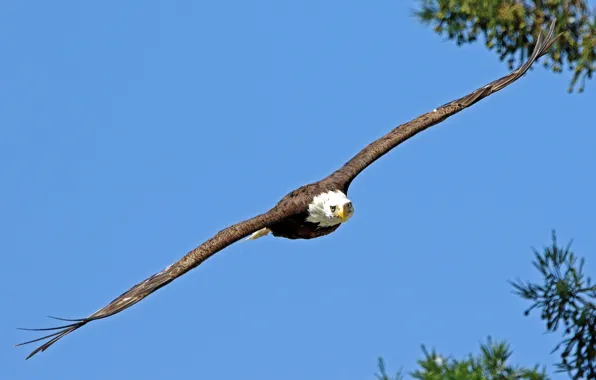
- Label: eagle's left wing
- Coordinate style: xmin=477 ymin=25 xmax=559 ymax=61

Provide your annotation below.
xmin=327 ymin=20 xmax=559 ymax=189
xmin=17 ymin=205 xmax=296 ymax=359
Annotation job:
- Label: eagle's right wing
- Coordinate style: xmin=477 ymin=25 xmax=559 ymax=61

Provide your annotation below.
xmin=17 ymin=205 xmax=296 ymax=359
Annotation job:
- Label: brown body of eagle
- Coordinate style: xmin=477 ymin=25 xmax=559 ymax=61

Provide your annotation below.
xmin=17 ymin=21 xmax=560 ymax=360
xmin=268 ymin=181 xmax=347 ymax=239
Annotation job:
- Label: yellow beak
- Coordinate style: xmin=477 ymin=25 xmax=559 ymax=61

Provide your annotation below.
xmin=336 ymin=206 xmax=347 ymax=223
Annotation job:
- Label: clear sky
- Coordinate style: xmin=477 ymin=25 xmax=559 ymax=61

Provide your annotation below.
xmin=2 ymin=1 xmax=594 ymax=379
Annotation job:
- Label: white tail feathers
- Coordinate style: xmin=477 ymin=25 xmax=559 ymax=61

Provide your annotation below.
xmin=245 ymin=227 xmax=271 ymax=240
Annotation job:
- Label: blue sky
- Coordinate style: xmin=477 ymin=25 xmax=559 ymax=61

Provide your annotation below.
xmin=2 ymin=1 xmax=594 ymax=379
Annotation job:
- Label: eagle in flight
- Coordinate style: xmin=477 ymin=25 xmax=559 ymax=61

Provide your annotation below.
xmin=18 ymin=21 xmax=559 ymax=359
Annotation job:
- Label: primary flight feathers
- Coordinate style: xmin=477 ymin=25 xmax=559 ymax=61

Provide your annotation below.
xmin=18 ymin=20 xmax=559 ymax=360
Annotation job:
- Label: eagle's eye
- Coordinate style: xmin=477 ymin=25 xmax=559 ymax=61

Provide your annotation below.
xmin=329 ymin=205 xmax=337 ymax=212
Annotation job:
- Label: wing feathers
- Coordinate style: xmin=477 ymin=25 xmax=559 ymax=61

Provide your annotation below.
xmin=18 ymin=207 xmax=294 ymax=359
xmin=329 ymin=20 xmax=560 ymax=188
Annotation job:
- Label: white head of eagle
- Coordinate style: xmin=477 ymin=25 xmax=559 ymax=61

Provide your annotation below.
xmin=306 ymin=190 xmax=354 ymax=227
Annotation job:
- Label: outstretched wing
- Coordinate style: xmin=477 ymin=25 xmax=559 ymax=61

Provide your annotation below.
xmin=328 ymin=20 xmax=559 ymax=189
xmin=17 ymin=205 xmax=296 ymax=359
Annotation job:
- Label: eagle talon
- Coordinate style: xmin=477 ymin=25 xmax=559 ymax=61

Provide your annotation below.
xmin=246 ymin=228 xmax=271 ymax=240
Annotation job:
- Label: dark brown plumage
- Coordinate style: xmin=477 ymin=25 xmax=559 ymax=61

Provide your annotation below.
xmin=17 ymin=21 xmax=559 ymax=359
xmin=268 ymin=181 xmax=346 ymax=239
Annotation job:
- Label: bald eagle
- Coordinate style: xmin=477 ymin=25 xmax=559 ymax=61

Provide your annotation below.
xmin=17 ymin=21 xmax=559 ymax=359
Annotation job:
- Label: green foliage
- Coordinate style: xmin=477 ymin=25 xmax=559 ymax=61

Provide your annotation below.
xmin=375 ymin=357 xmax=404 ymax=380
xmin=512 ymin=231 xmax=596 ymax=379
xmin=415 ymin=0 xmax=596 ymax=92
xmin=375 ymin=338 xmax=548 ymax=380
xmin=374 ymin=232 xmax=596 ymax=379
